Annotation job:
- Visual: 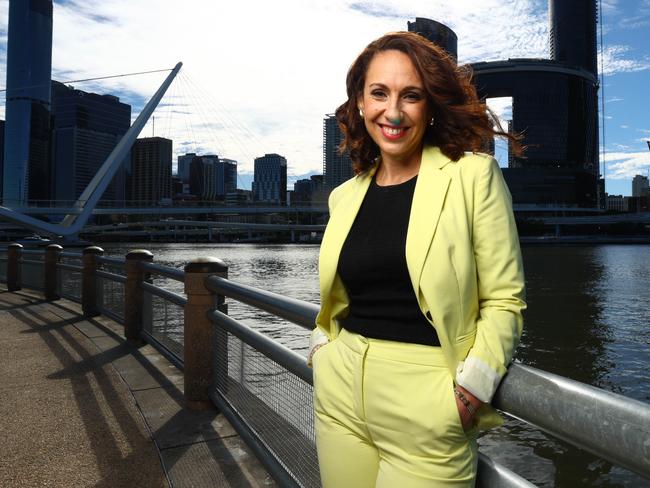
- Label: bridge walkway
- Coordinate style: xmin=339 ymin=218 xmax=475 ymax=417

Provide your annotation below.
xmin=0 ymin=285 xmax=275 ymax=487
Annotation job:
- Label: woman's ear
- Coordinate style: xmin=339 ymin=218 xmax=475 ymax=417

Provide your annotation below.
xmin=357 ymin=97 xmax=365 ymax=118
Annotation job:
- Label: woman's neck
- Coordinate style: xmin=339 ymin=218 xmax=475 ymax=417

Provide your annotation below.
xmin=375 ymin=153 xmax=422 ymax=186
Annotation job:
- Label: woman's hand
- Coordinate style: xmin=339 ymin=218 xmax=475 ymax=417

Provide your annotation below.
xmin=454 ymin=385 xmax=484 ymax=431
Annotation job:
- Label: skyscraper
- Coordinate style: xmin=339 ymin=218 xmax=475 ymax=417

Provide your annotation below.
xmin=189 ymin=155 xmax=217 ymax=201
xmin=632 ymin=175 xmax=650 ymax=197
xmin=2 ymin=0 xmax=53 ymax=205
xmin=51 ymin=81 xmax=131 ymax=205
xmin=323 ymin=114 xmax=353 ymax=191
xmin=217 ymin=158 xmax=238 ymax=198
xmin=253 ymin=153 xmax=287 ymax=203
xmin=177 ymin=153 xmax=196 ymax=182
xmin=130 ymin=137 xmax=172 ymax=204
xmin=407 ymin=17 xmax=458 ymax=60
xmin=468 ymin=0 xmax=600 ymax=207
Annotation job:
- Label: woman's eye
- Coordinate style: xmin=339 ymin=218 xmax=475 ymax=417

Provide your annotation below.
xmin=370 ymin=90 xmax=386 ymax=98
xmin=404 ymin=92 xmax=422 ymax=101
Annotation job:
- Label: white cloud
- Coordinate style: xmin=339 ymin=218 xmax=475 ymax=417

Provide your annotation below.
xmin=604 ymin=151 xmax=650 ymax=180
xmin=599 ymin=45 xmax=650 ymax=75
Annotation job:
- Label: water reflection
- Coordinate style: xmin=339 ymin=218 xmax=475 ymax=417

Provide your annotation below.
xmin=479 ymin=246 xmax=649 ymax=487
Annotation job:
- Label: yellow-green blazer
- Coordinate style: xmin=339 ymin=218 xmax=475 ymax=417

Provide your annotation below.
xmin=312 ymin=145 xmax=526 ymax=428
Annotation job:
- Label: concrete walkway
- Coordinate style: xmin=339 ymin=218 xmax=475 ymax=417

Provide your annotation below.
xmin=0 ymin=286 xmax=275 ymax=487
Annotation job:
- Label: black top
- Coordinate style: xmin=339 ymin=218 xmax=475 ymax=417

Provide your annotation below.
xmin=338 ymin=174 xmax=440 ymax=346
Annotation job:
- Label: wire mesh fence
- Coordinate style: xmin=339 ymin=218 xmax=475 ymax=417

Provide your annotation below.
xmin=143 ymin=288 xmax=184 ymax=360
xmin=20 ymin=253 xmax=44 ymax=291
xmin=213 ymin=329 xmax=319 ymax=488
xmin=98 ymin=274 xmax=125 ymax=323
xmin=57 ymin=257 xmax=83 ymax=303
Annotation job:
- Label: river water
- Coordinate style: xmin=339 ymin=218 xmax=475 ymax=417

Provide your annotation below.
xmin=103 ymin=243 xmax=650 ymax=487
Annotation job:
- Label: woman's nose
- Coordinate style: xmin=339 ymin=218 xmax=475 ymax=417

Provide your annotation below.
xmin=385 ymin=100 xmax=402 ymax=125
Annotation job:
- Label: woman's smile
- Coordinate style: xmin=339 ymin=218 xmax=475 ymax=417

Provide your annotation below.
xmin=379 ymin=124 xmax=409 ymax=140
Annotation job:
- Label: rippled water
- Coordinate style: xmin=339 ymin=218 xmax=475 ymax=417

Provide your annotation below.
xmin=102 ymin=243 xmax=650 ymax=487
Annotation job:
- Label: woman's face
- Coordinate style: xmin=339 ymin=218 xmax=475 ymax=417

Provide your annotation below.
xmin=358 ymin=49 xmax=430 ymax=167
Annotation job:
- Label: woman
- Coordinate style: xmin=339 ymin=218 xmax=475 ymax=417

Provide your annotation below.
xmin=308 ymin=32 xmax=526 ymax=487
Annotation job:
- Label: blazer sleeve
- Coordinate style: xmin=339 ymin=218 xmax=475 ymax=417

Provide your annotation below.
xmin=455 ymin=157 xmax=526 ymax=402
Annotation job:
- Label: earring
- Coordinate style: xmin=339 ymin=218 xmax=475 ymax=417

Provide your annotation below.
xmin=359 ymin=108 xmax=364 ymax=118
xmin=429 ymin=116 xmax=435 ymax=126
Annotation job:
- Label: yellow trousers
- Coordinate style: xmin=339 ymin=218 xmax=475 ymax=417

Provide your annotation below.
xmin=313 ymin=328 xmax=478 ymax=488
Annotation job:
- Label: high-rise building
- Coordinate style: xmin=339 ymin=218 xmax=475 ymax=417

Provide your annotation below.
xmin=130 ymin=137 xmax=172 ymax=204
xmin=50 ymin=81 xmax=131 ymax=205
xmin=293 ymin=174 xmax=325 ymax=205
xmin=632 ymin=175 xmax=649 ymax=197
xmin=549 ymin=0 xmax=598 ymax=74
xmin=323 ymin=114 xmax=353 ymax=191
xmin=177 ymin=153 xmax=196 ymax=182
xmin=252 ymin=153 xmax=287 ymax=203
xmin=218 ymin=158 xmax=238 ymax=197
xmin=2 ymin=0 xmax=53 ymax=205
xmin=181 ymin=154 xmax=237 ymax=200
xmin=407 ymin=17 xmax=458 ymax=61
xmin=467 ymin=0 xmax=600 ymax=207
xmin=189 ymin=155 xmax=217 ymax=201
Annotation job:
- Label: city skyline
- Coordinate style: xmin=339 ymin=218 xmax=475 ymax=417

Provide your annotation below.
xmin=0 ymin=0 xmax=649 ymax=195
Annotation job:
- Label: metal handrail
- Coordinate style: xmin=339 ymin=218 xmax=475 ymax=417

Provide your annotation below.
xmin=208 ymin=310 xmax=312 ymax=383
xmin=3 ymin=249 xmax=648 ymax=484
xmin=96 ymin=255 xmax=126 ymax=268
xmin=22 ymin=249 xmax=44 ymax=256
xmin=494 ymin=363 xmax=650 ymax=478
xmin=21 ymin=258 xmax=45 ymax=266
xmin=140 ymin=281 xmax=187 ymax=307
xmin=57 ymin=263 xmax=83 ymax=272
xmin=96 ymin=269 xmax=127 ymax=284
xmin=140 ymin=261 xmax=185 ymax=282
xmin=205 ymin=275 xmax=319 ymax=329
xmin=60 ymin=251 xmax=82 ymax=259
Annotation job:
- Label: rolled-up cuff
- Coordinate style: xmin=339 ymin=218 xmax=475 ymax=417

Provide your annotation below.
xmin=455 ymin=356 xmax=503 ymax=403
xmin=307 ymin=328 xmax=330 ymax=367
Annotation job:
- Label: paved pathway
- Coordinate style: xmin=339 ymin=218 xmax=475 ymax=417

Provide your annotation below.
xmin=0 ymin=286 xmax=275 ymax=487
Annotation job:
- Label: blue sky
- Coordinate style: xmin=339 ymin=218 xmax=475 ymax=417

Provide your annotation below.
xmin=0 ymin=0 xmax=649 ymax=195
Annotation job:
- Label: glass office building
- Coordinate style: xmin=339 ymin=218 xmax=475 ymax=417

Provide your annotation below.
xmin=323 ymin=114 xmax=353 ymax=192
xmin=2 ymin=0 xmax=53 ymax=205
xmin=51 ymin=81 xmax=131 ymax=205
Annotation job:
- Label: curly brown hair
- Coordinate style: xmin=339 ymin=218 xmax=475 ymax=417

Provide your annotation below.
xmin=335 ymin=31 xmax=522 ymax=173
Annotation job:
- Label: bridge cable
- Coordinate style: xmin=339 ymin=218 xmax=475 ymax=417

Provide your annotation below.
xmin=0 ymin=67 xmax=173 ymax=93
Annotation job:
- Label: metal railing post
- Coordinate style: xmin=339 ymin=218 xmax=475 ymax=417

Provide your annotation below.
xmin=124 ymin=250 xmax=153 ymax=345
xmin=44 ymin=244 xmax=62 ymax=301
xmin=184 ymin=257 xmax=228 ymax=410
xmin=7 ymin=243 xmax=23 ymax=291
xmin=82 ymin=246 xmax=104 ymax=317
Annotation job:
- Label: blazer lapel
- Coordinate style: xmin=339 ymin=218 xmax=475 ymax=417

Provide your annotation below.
xmin=405 ymin=146 xmax=452 ymax=294
xmin=319 ymin=169 xmax=375 ymax=302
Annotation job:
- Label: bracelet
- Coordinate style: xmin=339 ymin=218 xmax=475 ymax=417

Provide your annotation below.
xmin=308 ymin=343 xmax=326 ymax=364
xmin=454 ymin=388 xmax=477 ymax=416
